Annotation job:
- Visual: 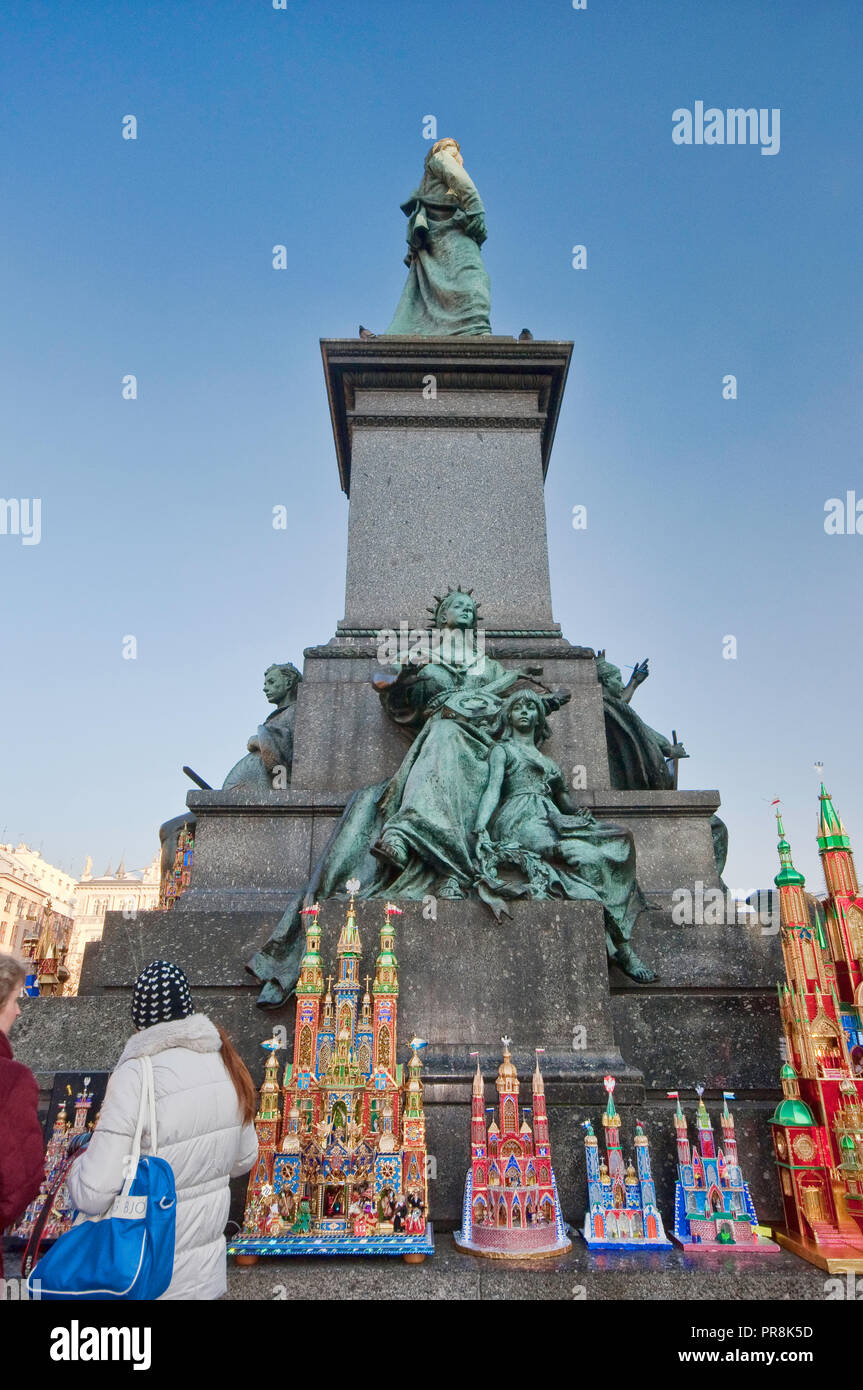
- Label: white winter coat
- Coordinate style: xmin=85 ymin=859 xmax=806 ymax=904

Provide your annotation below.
xmin=65 ymin=1014 xmax=258 ymax=1300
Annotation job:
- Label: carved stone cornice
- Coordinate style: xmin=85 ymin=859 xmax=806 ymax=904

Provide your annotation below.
xmin=305 ymin=632 xmax=594 ymax=659
xmin=345 ymin=412 xmax=544 ymax=432
xmin=320 ymin=338 xmax=573 ymax=495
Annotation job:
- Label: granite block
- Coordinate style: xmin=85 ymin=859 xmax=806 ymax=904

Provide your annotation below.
xmin=290 ymin=672 xmax=410 ymax=791
xmin=612 ymin=991 xmax=783 ymax=1091
xmin=335 ymin=898 xmax=623 ymax=1069
xmin=321 ymin=340 xmax=571 ymax=631
xmin=617 ymin=909 xmax=784 ymax=990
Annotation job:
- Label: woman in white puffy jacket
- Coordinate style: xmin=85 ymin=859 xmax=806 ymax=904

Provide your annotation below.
xmin=66 ymin=960 xmax=258 ymax=1300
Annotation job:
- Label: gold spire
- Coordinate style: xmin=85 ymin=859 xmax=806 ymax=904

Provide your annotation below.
xmin=533 ymin=1048 xmax=545 ymax=1096
xmin=495 ymin=1036 xmax=519 ymax=1095
xmin=337 ymin=881 xmax=362 ymax=957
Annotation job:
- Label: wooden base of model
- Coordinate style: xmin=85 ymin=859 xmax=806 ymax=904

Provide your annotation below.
xmin=772 ymin=1225 xmax=863 ymax=1273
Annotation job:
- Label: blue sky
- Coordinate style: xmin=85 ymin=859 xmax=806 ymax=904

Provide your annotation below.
xmin=1 ymin=0 xmax=861 ymax=894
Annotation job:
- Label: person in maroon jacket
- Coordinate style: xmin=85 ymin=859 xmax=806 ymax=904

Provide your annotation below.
xmin=0 ymin=954 xmax=45 ymax=1278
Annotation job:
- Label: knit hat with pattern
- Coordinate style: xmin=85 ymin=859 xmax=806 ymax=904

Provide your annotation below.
xmin=131 ymin=959 xmax=195 ymax=1030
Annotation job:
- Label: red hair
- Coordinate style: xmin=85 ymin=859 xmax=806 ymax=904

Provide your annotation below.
xmin=216 ymin=1025 xmax=256 ymax=1126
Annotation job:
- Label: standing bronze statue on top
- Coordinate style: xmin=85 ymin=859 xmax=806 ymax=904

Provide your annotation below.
xmin=384 ymin=139 xmax=492 ymax=338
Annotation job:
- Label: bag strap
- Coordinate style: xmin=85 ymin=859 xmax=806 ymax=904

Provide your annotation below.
xmin=21 ymin=1150 xmax=80 ymax=1278
xmin=145 ymin=1054 xmax=158 ymax=1156
xmin=121 ymin=1056 xmax=159 ymax=1196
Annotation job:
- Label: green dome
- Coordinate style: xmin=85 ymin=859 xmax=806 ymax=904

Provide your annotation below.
xmin=773 ymin=1097 xmax=815 ymax=1126
xmin=774 ymin=813 xmax=806 ymax=888
xmin=780 ymin=1063 xmax=797 ymax=1079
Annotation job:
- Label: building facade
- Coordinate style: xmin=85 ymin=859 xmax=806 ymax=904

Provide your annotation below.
xmin=65 ymin=853 xmax=161 ymax=994
xmin=0 ymin=842 xmax=77 ymax=954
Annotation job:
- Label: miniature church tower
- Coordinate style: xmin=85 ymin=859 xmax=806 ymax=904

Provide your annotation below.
xmin=770 ymin=795 xmax=863 ymax=1270
xmin=235 ymin=892 xmax=430 ymax=1257
xmin=13 ymin=1078 xmax=97 ymax=1243
xmin=671 ymin=1088 xmax=775 ymax=1251
xmin=242 ymin=1037 xmax=283 ymax=1233
xmin=582 ymin=1076 xmax=669 ymax=1248
xmin=455 ymin=1042 xmax=570 ymax=1258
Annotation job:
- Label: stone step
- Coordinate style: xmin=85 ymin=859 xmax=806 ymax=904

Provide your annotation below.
xmin=224 ymin=1229 xmax=825 ymax=1301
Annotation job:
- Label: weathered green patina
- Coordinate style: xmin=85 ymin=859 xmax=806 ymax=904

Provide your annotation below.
xmin=384 ymin=139 xmax=491 ymax=337
xmin=222 ymin=661 xmax=301 ymax=792
xmin=596 ymin=655 xmax=687 ymax=791
xmin=597 ymin=652 xmax=728 ymax=881
xmin=473 ymin=689 xmax=655 ymax=982
xmin=247 ymin=592 xmax=656 ymax=1005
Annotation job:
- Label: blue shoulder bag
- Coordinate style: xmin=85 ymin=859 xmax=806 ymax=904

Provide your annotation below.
xmin=29 ymin=1055 xmax=177 ymax=1300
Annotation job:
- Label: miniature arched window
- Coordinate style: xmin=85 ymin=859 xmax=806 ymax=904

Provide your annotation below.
xmin=407 ymin=1155 xmax=420 ymax=1184
xmin=318 ymin=1042 xmax=332 ymax=1072
xmin=613 ymin=1181 xmax=625 ymax=1208
xmin=526 ymin=1164 xmax=536 ymax=1185
xmin=475 ymin=1167 xmax=486 ymax=1187
xmin=799 ymin=1175 xmax=828 ymax=1225
xmin=473 ymin=1197 xmax=486 ymax=1225
xmin=377 ymin=1025 xmax=391 ymax=1067
xmin=846 ymin=905 xmax=863 ymax=960
xmin=802 ymin=940 xmax=819 ymax=981
xmin=298 ymin=1025 xmax=313 ymax=1069
xmin=512 ymin=1199 xmax=522 ymax=1227
xmin=358 ymin=1042 xmax=371 ymax=1072
xmin=503 ymin=1096 xmax=516 ymax=1129
xmin=498 ymin=1198 xmax=507 ymax=1227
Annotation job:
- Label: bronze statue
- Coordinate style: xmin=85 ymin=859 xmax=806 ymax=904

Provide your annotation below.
xmin=597 ymin=652 xmax=727 ymax=880
xmin=222 ymin=661 xmax=301 ymax=792
xmin=597 ymin=654 xmax=687 ymax=790
xmin=158 ymin=661 xmax=302 ymax=901
xmin=384 ymin=139 xmax=491 ymax=337
xmin=248 ymin=591 xmax=656 ymax=1005
xmin=473 ymin=689 xmax=655 ymax=981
